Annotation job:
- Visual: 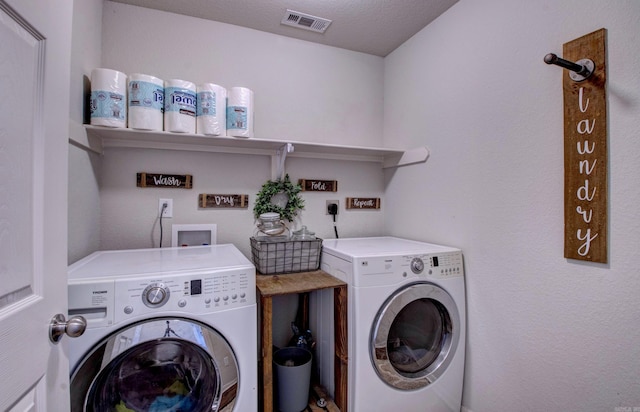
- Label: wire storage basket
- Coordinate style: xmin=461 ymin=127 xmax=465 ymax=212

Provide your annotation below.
xmin=250 ymin=237 xmax=322 ymax=275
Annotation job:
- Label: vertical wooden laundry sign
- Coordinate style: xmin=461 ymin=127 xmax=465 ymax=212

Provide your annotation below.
xmin=562 ymin=29 xmax=608 ymax=263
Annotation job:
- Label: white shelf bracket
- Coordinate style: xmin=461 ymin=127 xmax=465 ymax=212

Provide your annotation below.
xmin=272 ymin=143 xmax=295 ymax=180
xmin=69 ymin=120 xmax=103 ymax=155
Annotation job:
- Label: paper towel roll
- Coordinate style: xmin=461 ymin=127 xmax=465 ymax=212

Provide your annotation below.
xmin=128 ymin=73 xmax=164 ymax=131
xmin=90 ymin=68 xmax=127 ymax=128
xmin=226 ymin=87 xmax=254 ymax=138
xmin=164 ymin=79 xmax=196 ymax=133
xmin=196 ymin=83 xmax=227 ymax=136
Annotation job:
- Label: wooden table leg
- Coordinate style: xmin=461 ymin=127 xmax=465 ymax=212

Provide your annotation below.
xmin=261 ymin=294 xmax=274 ymax=412
xmin=333 ymin=285 xmax=348 ymax=412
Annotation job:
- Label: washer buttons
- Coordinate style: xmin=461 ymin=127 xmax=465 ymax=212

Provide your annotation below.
xmin=124 ymin=305 xmax=133 ymax=314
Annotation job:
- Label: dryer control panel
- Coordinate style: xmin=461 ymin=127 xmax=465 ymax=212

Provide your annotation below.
xmin=397 ymin=252 xmax=464 ymax=279
xmin=421 ymin=251 xmax=464 ymax=279
xmin=347 ymin=251 xmax=464 ymax=287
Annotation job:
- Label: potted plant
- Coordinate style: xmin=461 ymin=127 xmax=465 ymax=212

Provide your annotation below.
xmin=253 ymin=174 xmax=305 ymax=222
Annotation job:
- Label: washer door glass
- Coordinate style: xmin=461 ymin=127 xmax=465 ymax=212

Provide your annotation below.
xmin=370 ymin=282 xmax=460 ymax=390
xmin=87 ymin=338 xmax=217 ymax=411
xmin=71 ymin=318 xmax=239 ymax=412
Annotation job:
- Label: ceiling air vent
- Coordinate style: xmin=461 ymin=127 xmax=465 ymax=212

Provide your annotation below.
xmin=281 ymin=9 xmax=332 ymax=34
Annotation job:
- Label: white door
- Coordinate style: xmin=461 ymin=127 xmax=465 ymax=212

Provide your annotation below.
xmin=0 ymin=0 xmax=73 ymax=410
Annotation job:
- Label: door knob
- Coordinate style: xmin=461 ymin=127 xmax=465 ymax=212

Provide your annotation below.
xmin=49 ymin=313 xmax=87 ymax=343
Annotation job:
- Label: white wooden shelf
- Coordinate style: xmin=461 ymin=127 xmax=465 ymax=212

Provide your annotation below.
xmin=71 ymin=124 xmax=429 ymax=169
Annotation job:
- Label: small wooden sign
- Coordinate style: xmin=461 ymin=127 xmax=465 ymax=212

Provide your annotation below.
xmin=346 ymin=197 xmax=380 ymax=210
xmin=137 ymin=172 xmax=192 ymax=189
xmin=199 ymin=194 xmax=248 ymax=209
xmin=563 ymin=28 xmax=608 ymax=263
xmin=299 ymin=179 xmax=338 ymax=192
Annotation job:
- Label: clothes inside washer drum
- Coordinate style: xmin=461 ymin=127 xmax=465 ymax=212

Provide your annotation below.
xmin=86 ymin=338 xmax=220 ymax=412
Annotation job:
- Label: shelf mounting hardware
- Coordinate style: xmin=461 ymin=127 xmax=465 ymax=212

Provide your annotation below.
xmin=273 ymin=143 xmax=294 ymax=180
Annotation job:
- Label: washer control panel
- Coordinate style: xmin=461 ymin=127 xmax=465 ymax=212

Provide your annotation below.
xmin=68 ymin=266 xmax=255 ymax=326
xmin=115 ymin=269 xmax=256 ymax=315
xmin=109 ymin=267 xmax=256 ymax=323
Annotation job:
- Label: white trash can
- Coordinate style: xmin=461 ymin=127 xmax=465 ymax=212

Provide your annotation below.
xmin=273 ymin=347 xmax=312 ymax=412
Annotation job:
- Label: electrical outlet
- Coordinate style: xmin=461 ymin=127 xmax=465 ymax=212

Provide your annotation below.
xmin=159 ymin=198 xmax=173 ymax=218
xmin=326 ymin=200 xmax=339 ymax=215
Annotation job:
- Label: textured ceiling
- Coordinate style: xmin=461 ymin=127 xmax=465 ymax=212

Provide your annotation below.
xmin=108 ymin=0 xmax=458 ymax=57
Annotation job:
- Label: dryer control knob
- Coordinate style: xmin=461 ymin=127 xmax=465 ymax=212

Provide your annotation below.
xmin=142 ymin=283 xmax=170 ymax=308
xmin=410 ymin=258 xmax=425 ymax=274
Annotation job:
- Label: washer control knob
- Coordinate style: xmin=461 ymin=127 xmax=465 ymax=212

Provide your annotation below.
xmin=178 ymin=299 xmax=187 ymax=308
xmin=124 ymin=305 xmax=134 ymax=314
xmin=410 ymin=258 xmax=425 ymax=274
xmin=142 ymin=283 xmax=170 ymax=308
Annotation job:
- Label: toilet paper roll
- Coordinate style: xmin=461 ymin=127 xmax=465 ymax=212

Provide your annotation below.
xmin=90 ymin=68 xmax=127 ymax=128
xmin=128 ymin=73 xmax=164 ymax=131
xmin=196 ymin=83 xmax=227 ymax=136
xmin=164 ymin=79 xmax=196 ymax=133
xmin=226 ymin=87 xmax=254 ymax=138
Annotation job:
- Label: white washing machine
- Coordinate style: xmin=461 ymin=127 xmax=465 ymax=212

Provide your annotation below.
xmin=314 ymin=237 xmax=465 ymax=412
xmin=67 ymin=245 xmax=257 ymax=412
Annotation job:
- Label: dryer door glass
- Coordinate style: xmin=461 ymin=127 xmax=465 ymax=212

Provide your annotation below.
xmin=71 ymin=318 xmax=239 ymax=412
xmin=387 ymin=298 xmax=445 ymax=374
xmin=370 ymin=282 xmax=460 ymax=390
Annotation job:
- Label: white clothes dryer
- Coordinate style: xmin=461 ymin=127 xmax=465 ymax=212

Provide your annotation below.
xmin=67 ymin=245 xmax=257 ymax=412
xmin=314 ymin=237 xmax=465 ymax=412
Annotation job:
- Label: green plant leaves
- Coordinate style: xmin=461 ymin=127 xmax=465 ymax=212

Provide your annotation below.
xmin=253 ymin=174 xmax=305 ymax=222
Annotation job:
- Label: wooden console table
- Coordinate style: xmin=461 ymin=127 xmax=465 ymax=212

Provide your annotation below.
xmin=256 ymin=270 xmax=348 ymax=412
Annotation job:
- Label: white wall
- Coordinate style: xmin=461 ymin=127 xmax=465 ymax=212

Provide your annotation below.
xmin=384 ymin=1 xmax=640 ymax=411
xmin=64 ymin=1 xmax=389 ymax=261
xmin=99 ymin=148 xmax=385 ymax=258
xmin=68 ymin=0 xmax=103 ymax=263
xmin=101 ymin=1 xmax=384 ymax=147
